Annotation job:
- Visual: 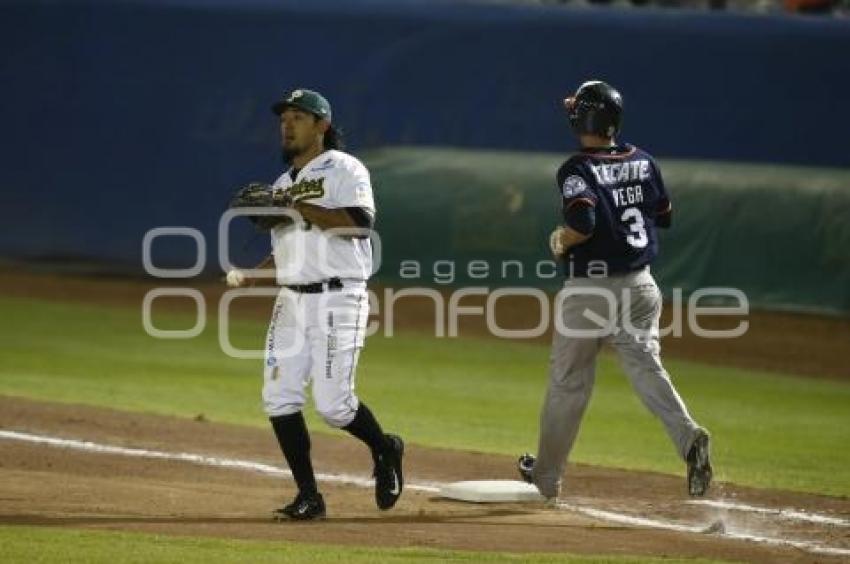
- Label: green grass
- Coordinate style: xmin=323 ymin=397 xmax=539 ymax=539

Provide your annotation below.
xmin=1 ymin=296 xmax=849 ymax=496
xmin=0 ymin=526 xmax=731 ymax=563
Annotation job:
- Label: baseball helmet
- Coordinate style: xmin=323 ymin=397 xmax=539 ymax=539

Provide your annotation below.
xmin=564 ymin=81 xmax=623 ymax=138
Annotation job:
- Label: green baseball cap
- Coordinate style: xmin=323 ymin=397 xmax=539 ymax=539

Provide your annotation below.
xmin=271 ymin=88 xmax=332 ymax=122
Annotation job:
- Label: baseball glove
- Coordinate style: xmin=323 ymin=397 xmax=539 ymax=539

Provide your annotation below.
xmin=229 ymin=182 xmax=294 ymax=232
xmin=229 ymin=182 xmax=293 ymax=209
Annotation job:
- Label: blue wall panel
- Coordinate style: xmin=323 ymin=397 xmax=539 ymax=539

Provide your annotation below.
xmin=1 ymin=0 xmax=848 ymax=268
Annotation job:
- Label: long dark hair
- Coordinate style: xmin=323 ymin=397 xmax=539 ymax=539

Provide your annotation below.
xmin=323 ymin=124 xmax=344 ymax=151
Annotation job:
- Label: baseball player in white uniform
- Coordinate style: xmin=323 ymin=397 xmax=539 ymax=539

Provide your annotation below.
xmin=227 ymin=88 xmax=404 ymax=521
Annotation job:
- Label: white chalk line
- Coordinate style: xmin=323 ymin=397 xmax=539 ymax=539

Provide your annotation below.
xmin=0 ymin=430 xmax=440 ymax=494
xmin=557 ymin=503 xmax=850 ymax=558
xmin=687 ymin=499 xmax=850 ymax=527
xmin=558 ymin=503 xmax=700 ymax=534
xmin=1 ymin=429 xmax=848 ymax=558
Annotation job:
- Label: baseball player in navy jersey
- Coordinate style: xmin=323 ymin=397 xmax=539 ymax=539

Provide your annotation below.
xmin=518 ymin=81 xmax=713 ymax=500
xmin=227 ymin=88 xmax=403 ymax=520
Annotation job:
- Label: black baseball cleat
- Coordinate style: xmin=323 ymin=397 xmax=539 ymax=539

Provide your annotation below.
xmin=374 ymin=434 xmax=404 ymax=510
xmin=517 ymin=453 xmax=535 ymax=484
xmin=686 ymin=429 xmax=713 ymax=497
xmin=273 ymin=491 xmax=326 ymax=521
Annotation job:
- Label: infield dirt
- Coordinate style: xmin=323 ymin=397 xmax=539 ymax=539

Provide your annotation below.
xmin=2 ymin=270 xmax=849 ymax=561
xmin=1 ymin=396 xmax=848 ymax=563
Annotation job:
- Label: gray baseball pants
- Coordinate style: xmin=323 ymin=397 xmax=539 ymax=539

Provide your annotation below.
xmin=532 ymin=267 xmax=703 ymax=498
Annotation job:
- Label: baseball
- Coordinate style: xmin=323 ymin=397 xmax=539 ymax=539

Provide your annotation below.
xmin=225 ymin=269 xmax=245 ymax=288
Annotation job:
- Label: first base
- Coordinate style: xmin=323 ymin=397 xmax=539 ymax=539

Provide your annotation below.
xmin=438 ymin=480 xmax=545 ymax=503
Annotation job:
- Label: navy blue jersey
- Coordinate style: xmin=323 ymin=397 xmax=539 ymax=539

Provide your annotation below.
xmin=556 ymin=144 xmax=671 ymax=277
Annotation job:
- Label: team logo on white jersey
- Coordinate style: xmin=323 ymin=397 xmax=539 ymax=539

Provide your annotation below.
xmin=271 ymin=150 xmax=375 ymax=285
xmin=562 ymin=175 xmax=588 ymax=198
xmin=288 ymin=178 xmax=325 ymax=201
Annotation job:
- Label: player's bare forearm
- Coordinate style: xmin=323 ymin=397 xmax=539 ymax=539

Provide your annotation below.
xmin=550 ymin=225 xmax=591 ymax=257
xmin=242 ymin=254 xmax=276 ymax=287
xmin=254 ymin=254 xmax=274 ymax=269
xmin=253 ymin=254 xmax=277 ymax=286
xmin=559 ymin=225 xmax=591 ymax=249
xmin=293 ymin=202 xmax=359 ymax=229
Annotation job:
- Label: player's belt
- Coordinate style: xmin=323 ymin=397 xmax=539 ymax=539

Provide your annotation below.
xmin=285 ymin=277 xmax=344 ymax=294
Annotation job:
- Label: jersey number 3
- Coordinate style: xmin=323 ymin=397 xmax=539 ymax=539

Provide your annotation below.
xmin=621 ymin=207 xmax=648 ymax=249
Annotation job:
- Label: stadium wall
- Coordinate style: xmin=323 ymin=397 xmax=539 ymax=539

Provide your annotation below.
xmin=368 ymin=148 xmax=850 ymax=314
xmin=1 ymin=0 xmax=848 ymax=312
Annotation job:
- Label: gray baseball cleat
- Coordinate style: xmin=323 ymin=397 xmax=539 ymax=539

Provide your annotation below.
xmin=273 ymin=491 xmax=326 ymax=521
xmin=517 ymin=453 xmax=535 ymax=484
xmin=374 ymin=434 xmax=404 ymax=510
xmin=686 ymin=429 xmax=713 ymax=497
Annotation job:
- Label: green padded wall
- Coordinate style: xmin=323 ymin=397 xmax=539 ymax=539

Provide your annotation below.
xmin=365 ymin=148 xmax=850 ymax=314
